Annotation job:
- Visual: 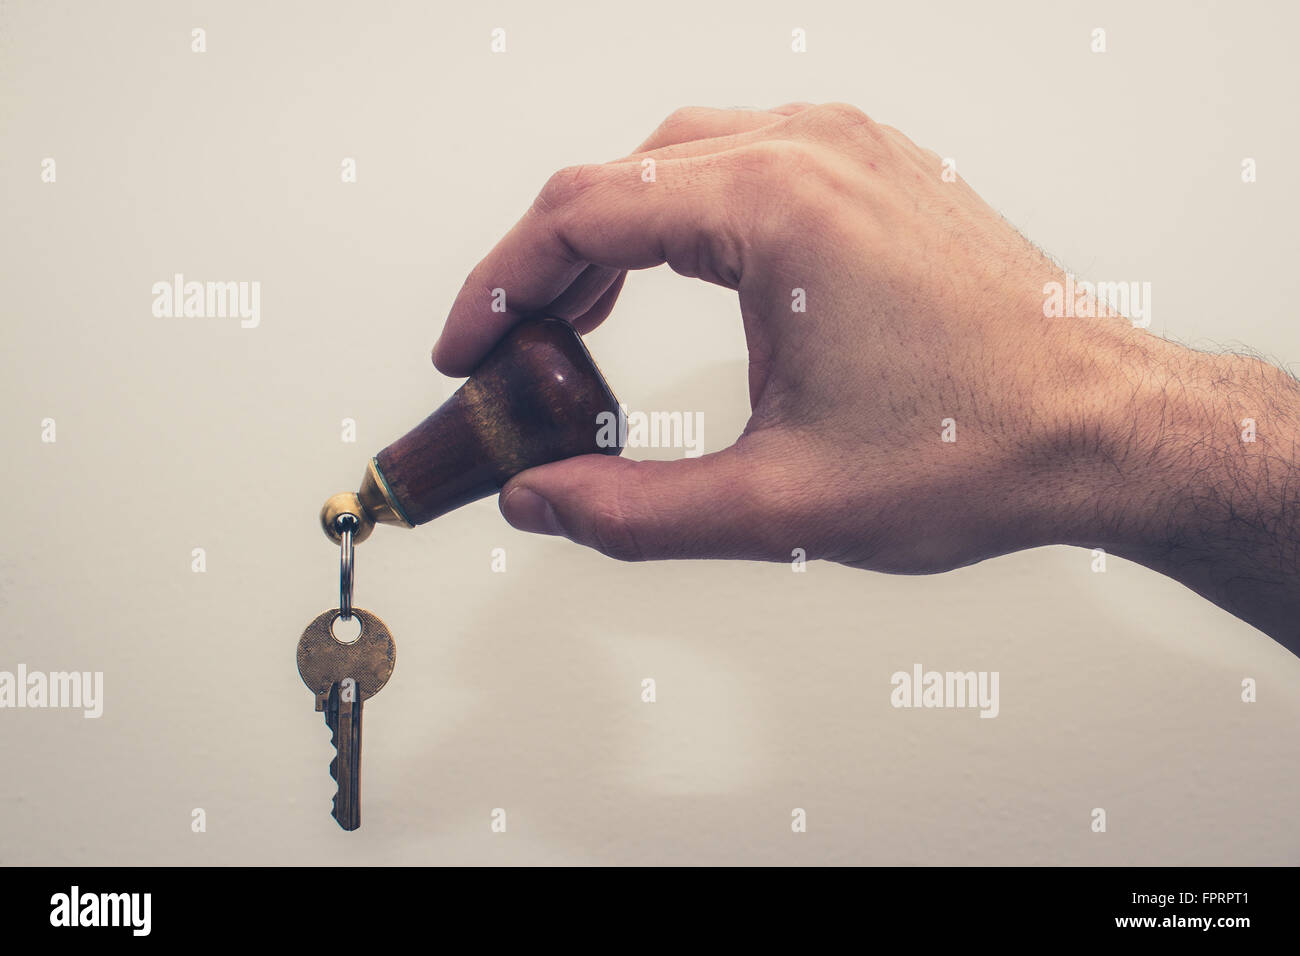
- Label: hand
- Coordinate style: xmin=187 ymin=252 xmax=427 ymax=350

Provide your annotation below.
xmin=433 ymin=103 xmax=1300 ymax=651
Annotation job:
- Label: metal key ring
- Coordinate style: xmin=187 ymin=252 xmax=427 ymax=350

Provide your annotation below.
xmin=336 ymin=513 xmax=357 ymax=621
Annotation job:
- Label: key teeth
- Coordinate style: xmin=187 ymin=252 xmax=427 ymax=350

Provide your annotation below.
xmin=331 ymin=791 xmax=358 ymax=831
xmin=331 ymin=804 xmax=358 ymax=831
xmin=329 ymin=726 xmax=343 ymax=822
xmin=318 ymin=682 xmax=360 ymax=831
xmin=324 ymin=690 xmax=341 ymax=788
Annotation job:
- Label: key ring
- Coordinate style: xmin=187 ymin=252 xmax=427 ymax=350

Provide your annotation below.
xmin=336 ymin=513 xmax=358 ymax=621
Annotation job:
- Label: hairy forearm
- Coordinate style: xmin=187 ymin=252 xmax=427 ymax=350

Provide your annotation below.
xmin=1063 ymin=335 xmax=1300 ymax=650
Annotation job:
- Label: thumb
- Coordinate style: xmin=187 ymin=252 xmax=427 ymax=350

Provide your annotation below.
xmin=499 ymin=448 xmax=780 ymax=562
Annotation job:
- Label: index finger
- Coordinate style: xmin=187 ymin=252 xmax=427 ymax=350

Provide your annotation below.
xmin=432 ymin=150 xmax=758 ymax=376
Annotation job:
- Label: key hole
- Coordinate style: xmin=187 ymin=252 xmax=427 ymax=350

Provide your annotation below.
xmin=330 ymin=614 xmax=363 ymax=645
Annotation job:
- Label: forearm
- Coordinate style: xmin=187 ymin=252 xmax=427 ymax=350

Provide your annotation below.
xmin=1057 ymin=334 xmax=1300 ymax=650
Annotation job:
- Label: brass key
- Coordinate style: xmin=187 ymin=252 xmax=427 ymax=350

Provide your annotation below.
xmin=304 ymin=318 xmax=621 ymax=828
xmin=296 ymin=607 xmax=396 ymax=830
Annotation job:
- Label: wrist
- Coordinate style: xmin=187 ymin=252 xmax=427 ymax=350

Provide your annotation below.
xmin=1049 ymin=334 xmax=1300 ymax=643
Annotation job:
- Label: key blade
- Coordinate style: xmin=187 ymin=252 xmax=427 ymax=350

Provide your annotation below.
xmin=322 ymin=681 xmax=363 ymax=831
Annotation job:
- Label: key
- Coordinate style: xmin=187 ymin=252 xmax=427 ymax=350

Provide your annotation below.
xmin=296 ymin=607 xmax=396 ymax=831
xmin=322 ymin=680 xmax=361 ymax=829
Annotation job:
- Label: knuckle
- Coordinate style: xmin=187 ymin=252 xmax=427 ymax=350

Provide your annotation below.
xmin=639 ymin=106 xmax=711 ymax=151
xmin=731 ymin=141 xmax=838 ymax=227
xmin=799 ymin=102 xmax=884 ymax=144
xmin=657 ymin=105 xmax=707 ymax=136
xmin=533 ymin=163 xmax=601 ymax=215
xmin=769 ymin=100 xmax=815 ymax=116
xmin=733 ymin=139 xmax=821 ymax=182
xmin=587 ymin=465 xmax=649 ymax=562
xmin=589 ymin=504 xmax=645 ymax=562
xmin=878 ymin=123 xmax=925 ymax=159
xmin=816 ymin=101 xmax=877 ymax=128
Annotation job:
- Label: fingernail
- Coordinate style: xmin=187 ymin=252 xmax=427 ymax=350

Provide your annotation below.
xmin=502 ymin=487 xmax=565 ymax=536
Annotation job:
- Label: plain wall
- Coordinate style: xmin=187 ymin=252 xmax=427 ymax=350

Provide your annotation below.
xmin=2 ymin=0 xmax=1298 ymax=864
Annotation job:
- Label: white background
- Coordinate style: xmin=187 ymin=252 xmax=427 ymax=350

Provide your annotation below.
xmin=2 ymin=0 xmax=1297 ymax=864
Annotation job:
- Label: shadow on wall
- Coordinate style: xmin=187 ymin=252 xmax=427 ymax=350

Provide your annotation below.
xmin=393 ymin=358 xmax=906 ymax=863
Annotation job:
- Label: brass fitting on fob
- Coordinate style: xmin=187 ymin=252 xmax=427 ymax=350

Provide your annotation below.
xmin=320 ymin=459 xmax=412 ymax=545
xmin=319 ymin=317 xmax=621 ymax=545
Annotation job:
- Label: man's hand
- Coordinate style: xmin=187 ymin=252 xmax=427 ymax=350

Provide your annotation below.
xmin=433 ymin=103 xmax=1300 ymax=651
